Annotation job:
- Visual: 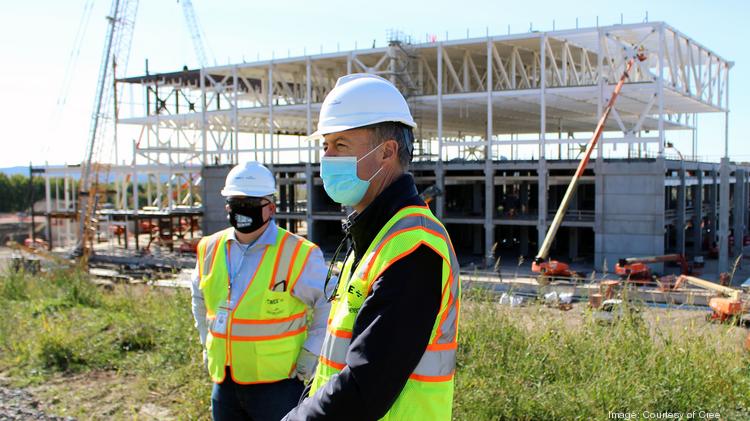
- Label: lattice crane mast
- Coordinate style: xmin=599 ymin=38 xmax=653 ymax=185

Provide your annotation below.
xmin=178 ymin=0 xmax=212 ymax=67
xmin=76 ymin=0 xmax=139 ymax=263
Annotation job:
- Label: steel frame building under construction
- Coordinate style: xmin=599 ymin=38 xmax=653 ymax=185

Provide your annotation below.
xmin=41 ymin=21 xmax=750 ymax=273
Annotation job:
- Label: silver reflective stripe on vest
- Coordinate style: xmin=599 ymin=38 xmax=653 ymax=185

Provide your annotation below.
xmin=364 ymin=211 xmax=461 ymax=374
xmin=208 ymin=313 xmax=306 ymax=338
xmin=201 ymin=232 xmax=225 ymax=277
xmin=413 ymin=347 xmax=457 ymax=377
xmin=435 ymin=243 xmax=460 ymax=345
xmin=321 ymin=332 xmax=350 ymax=366
xmin=273 ymin=233 xmax=302 ymax=287
xmin=322 ymin=209 xmax=460 ymax=379
xmin=230 ymin=314 xmax=307 ymax=338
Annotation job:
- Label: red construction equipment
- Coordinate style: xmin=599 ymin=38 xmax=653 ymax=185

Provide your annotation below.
xmin=614 ymin=254 xmax=693 ymax=283
xmin=533 ymin=48 xmax=648 ymax=284
xmin=672 ymin=275 xmax=744 ymax=323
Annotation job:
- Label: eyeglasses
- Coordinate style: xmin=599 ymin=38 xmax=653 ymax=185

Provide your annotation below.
xmin=226 ymin=197 xmax=271 ymax=208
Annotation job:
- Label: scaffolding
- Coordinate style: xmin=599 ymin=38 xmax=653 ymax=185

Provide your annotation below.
xmin=40 ymin=21 xmax=748 ymax=271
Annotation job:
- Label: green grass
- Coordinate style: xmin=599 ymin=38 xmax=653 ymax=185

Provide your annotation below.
xmin=454 ymin=289 xmax=750 ymax=420
xmin=1 ymin=269 xmax=749 ymax=420
xmin=0 ymin=268 xmax=210 ymax=419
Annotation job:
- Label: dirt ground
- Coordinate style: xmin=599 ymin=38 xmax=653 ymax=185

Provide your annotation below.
xmin=1 ymin=246 xmax=747 ymax=419
xmin=0 ymin=371 xmax=174 ymax=421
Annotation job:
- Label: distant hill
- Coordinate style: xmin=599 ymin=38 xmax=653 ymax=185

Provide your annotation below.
xmin=0 ymin=166 xmax=170 ymax=182
xmin=0 ymin=165 xmax=82 ymax=180
xmin=0 ymin=166 xmax=32 ymax=177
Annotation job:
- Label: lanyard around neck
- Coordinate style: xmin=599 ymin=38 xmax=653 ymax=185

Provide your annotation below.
xmin=224 ymin=241 xmax=250 ymax=304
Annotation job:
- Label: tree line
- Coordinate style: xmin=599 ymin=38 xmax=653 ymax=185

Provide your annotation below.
xmin=0 ymin=173 xmax=198 ymax=214
xmin=0 ymin=173 xmax=48 ymax=213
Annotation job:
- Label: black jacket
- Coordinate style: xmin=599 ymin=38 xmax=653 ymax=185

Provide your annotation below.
xmin=283 ymin=174 xmax=443 ymax=420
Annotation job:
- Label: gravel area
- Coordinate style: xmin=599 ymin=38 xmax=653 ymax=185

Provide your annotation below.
xmin=0 ymin=382 xmax=74 ymax=421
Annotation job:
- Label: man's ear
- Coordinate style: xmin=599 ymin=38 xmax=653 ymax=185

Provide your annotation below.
xmin=381 ymin=139 xmax=398 ymax=163
xmin=225 ymin=203 xmax=231 ymax=212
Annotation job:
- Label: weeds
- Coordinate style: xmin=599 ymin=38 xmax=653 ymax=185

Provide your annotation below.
xmin=0 ymin=268 xmax=209 ymax=418
xmin=454 ymin=297 xmax=750 ymax=420
xmin=1 ymin=268 xmax=749 ymax=420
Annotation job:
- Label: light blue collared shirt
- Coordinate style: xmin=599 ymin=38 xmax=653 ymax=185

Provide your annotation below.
xmin=191 ymin=220 xmax=331 ymax=355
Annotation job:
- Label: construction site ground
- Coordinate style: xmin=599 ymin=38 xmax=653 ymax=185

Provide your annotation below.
xmin=0 ymin=288 xmax=746 ymax=420
xmin=1 ymin=245 xmax=749 ymax=419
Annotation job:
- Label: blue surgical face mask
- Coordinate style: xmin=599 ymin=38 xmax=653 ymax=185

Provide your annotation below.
xmin=320 ymin=143 xmax=384 ymax=206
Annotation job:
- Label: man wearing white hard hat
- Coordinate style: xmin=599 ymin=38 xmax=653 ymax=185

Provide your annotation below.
xmin=284 ymin=74 xmax=460 ymax=420
xmin=190 ymin=161 xmax=330 ymax=420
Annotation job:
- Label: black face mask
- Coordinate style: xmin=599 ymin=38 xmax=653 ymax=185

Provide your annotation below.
xmin=227 ymin=199 xmax=271 ymax=234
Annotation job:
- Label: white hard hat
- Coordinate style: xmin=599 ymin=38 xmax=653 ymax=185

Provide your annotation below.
xmin=309 ymin=73 xmax=417 ymax=139
xmin=221 ymin=161 xmax=276 ymax=197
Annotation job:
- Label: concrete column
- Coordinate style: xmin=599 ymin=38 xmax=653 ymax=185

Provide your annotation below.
xmin=718 ymin=158 xmax=730 ymax=272
xmin=537 ymin=34 xmax=548 ymax=254
xmin=594 ymin=165 xmax=604 ymax=268
xmin=484 ymin=38 xmax=495 ymax=268
xmin=537 ymin=160 xmax=548 ymax=250
xmin=709 ymin=168 xmax=718 ymax=242
xmin=520 ymin=226 xmax=529 ymax=256
xmin=692 ymin=170 xmax=704 ymax=256
xmin=473 ymin=183 xmax=482 ymax=215
xmin=305 ymin=163 xmax=314 ymax=241
xmin=733 ymin=169 xmax=746 ymax=258
xmin=473 ymin=225 xmax=482 ymax=255
xmin=306 ymin=57 xmax=313 ymax=164
xmin=676 ymin=163 xmax=686 ymax=255
xmin=436 ymin=43 xmax=445 ymax=220
xmin=132 ymin=140 xmax=139 ymax=213
xmin=568 ymin=228 xmax=579 ymax=261
xmin=567 ymin=191 xmax=579 ymax=261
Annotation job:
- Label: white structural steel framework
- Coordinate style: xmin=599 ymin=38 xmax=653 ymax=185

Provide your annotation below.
xmin=47 ymin=22 xmax=736 ymax=267
xmin=119 ymin=22 xmax=730 ymax=164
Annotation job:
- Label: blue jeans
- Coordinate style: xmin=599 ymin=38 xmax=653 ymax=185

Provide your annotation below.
xmin=211 ymin=368 xmax=305 ymax=421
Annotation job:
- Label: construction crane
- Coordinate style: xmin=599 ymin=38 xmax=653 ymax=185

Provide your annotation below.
xmin=178 ymin=0 xmax=212 ymax=67
xmin=532 ymin=46 xmax=648 ymax=284
xmin=76 ymin=0 xmax=139 ymax=263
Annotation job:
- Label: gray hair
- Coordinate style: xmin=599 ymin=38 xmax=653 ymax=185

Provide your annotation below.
xmin=361 ymin=122 xmax=414 ymax=169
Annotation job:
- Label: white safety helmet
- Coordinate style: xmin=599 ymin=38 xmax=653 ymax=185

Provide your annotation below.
xmin=221 ymin=161 xmax=276 ymax=197
xmin=309 ymin=73 xmax=417 ymax=139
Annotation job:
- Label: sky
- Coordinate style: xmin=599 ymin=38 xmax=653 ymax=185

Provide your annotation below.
xmin=0 ymin=0 xmax=748 ymax=168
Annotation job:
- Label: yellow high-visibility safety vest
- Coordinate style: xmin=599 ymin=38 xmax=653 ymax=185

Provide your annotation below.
xmin=310 ymin=206 xmax=461 ymax=420
xmin=198 ymin=227 xmax=317 ymax=384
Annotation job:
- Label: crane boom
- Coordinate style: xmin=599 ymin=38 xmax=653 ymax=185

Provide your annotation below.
xmin=534 ymin=51 xmax=646 ymax=265
xmin=179 ymin=0 xmax=211 ymax=67
xmin=76 ymin=0 xmax=139 ymax=261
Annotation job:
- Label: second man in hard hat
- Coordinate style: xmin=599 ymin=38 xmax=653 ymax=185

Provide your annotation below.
xmin=284 ymin=73 xmax=460 ymax=420
xmin=190 ymin=161 xmax=330 ymax=421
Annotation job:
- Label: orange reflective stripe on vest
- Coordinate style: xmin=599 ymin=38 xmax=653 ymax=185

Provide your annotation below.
xmin=310 ymin=206 xmax=460 ymax=420
xmin=198 ymin=226 xmax=316 ymax=384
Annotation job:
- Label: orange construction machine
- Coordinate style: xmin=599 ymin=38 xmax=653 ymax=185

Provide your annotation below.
xmin=614 ymin=254 xmax=693 ymax=283
xmin=672 ymin=275 xmax=745 ymax=323
xmin=533 ymin=48 xmax=647 ymax=284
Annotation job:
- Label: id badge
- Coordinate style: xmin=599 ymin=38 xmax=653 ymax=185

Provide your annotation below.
xmin=213 ymin=306 xmax=230 ymax=335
